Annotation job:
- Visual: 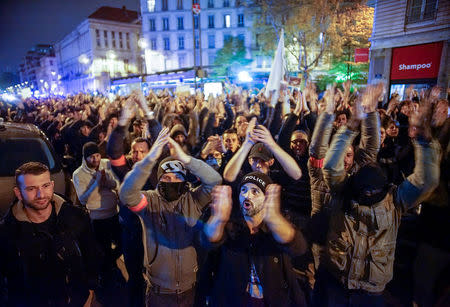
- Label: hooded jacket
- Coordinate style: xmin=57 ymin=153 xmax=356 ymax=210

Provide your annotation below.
xmin=72 ymin=158 xmax=120 ymax=220
xmin=322 ymin=123 xmax=440 ymax=293
xmin=119 ymin=155 xmax=222 ymax=293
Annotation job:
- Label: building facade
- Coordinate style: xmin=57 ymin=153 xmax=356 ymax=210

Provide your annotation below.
xmin=368 ymin=0 xmax=449 ymax=99
xmin=140 ymin=0 xmax=264 ymax=74
xmin=54 ymin=6 xmax=142 ymax=94
xmin=19 ymin=45 xmax=56 ymax=93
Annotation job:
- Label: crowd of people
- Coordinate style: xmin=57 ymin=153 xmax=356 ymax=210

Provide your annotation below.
xmin=0 ymin=81 xmax=448 ymax=307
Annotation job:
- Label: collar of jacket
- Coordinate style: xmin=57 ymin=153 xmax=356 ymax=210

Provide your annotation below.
xmin=11 ymin=194 xmax=65 ymax=222
xmin=81 ymin=157 xmax=97 ymax=175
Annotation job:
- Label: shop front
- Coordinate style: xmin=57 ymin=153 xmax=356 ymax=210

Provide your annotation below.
xmin=389 ymin=42 xmax=444 ymax=99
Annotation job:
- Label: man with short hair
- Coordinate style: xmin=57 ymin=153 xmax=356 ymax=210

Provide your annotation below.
xmin=198 ymin=172 xmax=308 ymax=306
xmin=223 ymin=118 xmax=301 ymax=183
xmin=0 ymin=162 xmax=99 ymax=306
xmin=119 ymin=127 xmax=222 ymax=307
xmin=73 ymin=142 xmax=121 ymax=279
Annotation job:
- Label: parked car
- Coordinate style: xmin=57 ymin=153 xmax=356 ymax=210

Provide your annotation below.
xmin=0 ymin=120 xmax=68 ymax=216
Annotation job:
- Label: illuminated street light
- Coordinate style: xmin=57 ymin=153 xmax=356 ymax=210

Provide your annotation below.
xmin=106 ymin=50 xmax=117 ymax=59
xmin=78 ymin=54 xmax=90 ymax=64
xmin=238 ymin=71 xmax=253 ymax=83
xmin=138 ymin=38 xmax=148 ymax=49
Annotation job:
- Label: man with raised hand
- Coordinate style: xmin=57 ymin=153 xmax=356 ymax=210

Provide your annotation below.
xmin=119 ymin=127 xmax=222 ymax=307
xmin=198 ymin=172 xmax=308 ymax=306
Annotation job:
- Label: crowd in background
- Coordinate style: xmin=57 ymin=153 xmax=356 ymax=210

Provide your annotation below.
xmin=0 ymin=81 xmax=449 ymax=307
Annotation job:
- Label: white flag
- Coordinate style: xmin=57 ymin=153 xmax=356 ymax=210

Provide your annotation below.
xmin=265 ymin=29 xmax=286 ymax=106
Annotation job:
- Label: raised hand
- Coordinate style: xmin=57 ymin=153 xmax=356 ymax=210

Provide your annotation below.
xmin=293 ymin=91 xmax=303 ymax=116
xmin=324 ymin=83 xmax=336 ymax=115
xmin=409 ymin=98 xmax=432 ymax=140
xmin=263 ymin=184 xmax=282 ymax=224
xmin=148 ymin=127 xmax=170 ymax=161
xmin=244 ymin=117 xmax=257 ymax=145
xmin=361 ymin=82 xmax=384 ymax=113
xmin=252 ymin=123 xmax=276 ymax=149
xmin=210 ymin=185 xmax=232 ymax=223
xmin=168 ymin=136 xmax=191 ymax=164
xmin=431 ymin=99 xmax=448 ymax=128
xmin=119 ymin=95 xmax=136 ymax=126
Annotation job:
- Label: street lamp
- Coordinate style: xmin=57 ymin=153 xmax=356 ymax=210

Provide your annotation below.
xmin=138 ymin=38 xmax=148 ymax=49
xmin=107 ymin=50 xmax=116 ymax=59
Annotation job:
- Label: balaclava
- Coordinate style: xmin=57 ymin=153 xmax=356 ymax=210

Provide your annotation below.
xmin=157 ymin=157 xmax=187 ymax=202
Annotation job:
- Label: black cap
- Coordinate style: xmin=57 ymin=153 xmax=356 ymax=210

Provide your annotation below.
xmin=248 ymin=143 xmax=273 ymax=162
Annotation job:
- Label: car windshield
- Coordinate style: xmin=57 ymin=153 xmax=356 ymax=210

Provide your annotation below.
xmin=0 ymin=137 xmax=56 ymax=176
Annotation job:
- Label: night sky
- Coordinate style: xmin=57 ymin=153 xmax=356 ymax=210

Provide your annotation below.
xmin=0 ymin=0 xmax=139 ymax=73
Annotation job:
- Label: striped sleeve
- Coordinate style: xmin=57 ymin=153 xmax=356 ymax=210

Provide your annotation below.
xmin=129 ymin=194 xmax=149 ymax=212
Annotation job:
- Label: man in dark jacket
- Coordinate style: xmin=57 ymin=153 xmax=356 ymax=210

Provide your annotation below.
xmin=198 ymin=172 xmax=308 ymax=306
xmin=0 ymin=162 xmax=99 ymax=306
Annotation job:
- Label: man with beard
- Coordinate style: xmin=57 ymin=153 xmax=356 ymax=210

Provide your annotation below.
xmin=72 ymin=142 xmax=122 ymax=282
xmin=119 ymin=127 xmax=222 ymax=307
xmin=198 ymin=172 xmax=308 ymax=306
xmin=0 ymin=162 xmax=99 ymax=306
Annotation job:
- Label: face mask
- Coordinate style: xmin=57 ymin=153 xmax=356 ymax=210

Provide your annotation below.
xmin=158 ymin=181 xmax=186 ymax=202
xmin=205 ymin=156 xmax=222 ymax=170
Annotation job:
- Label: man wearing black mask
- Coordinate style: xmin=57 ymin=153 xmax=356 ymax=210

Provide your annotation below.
xmin=119 ymin=127 xmax=222 ymax=307
xmin=313 ymin=94 xmax=441 ymax=307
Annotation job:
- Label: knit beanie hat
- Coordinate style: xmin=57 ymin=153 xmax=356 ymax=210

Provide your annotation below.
xmin=240 ymin=171 xmax=272 ymax=193
xmin=157 ymin=157 xmax=187 ymax=180
xmin=83 ymin=142 xmax=100 ymax=159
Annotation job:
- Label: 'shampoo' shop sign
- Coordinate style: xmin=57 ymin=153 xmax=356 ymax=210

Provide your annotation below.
xmin=390 ymin=42 xmax=443 ymax=80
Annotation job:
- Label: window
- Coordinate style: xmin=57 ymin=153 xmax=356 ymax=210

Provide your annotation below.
xmin=238 ymin=14 xmax=244 ymax=27
xmin=208 ymin=53 xmax=216 ymax=65
xmin=194 ymin=15 xmax=199 ymax=29
xmin=208 ymin=35 xmax=215 ymax=48
xmin=164 ymin=37 xmax=170 ymax=50
xmin=104 ymin=30 xmax=109 ymax=47
xmin=223 ymin=0 xmax=230 ymax=7
xmin=126 ymin=33 xmax=130 ymax=49
xmin=177 ymin=0 xmax=183 ymax=10
xmin=149 ymin=18 xmax=156 ymax=31
xmin=208 ymin=15 xmax=215 ymax=28
xmin=237 ymin=34 xmax=245 ymax=43
xmin=162 ymin=0 xmax=168 ymax=11
xmin=208 ymin=0 xmax=214 ymax=8
xmin=406 ymin=0 xmax=438 ymax=24
xmin=148 ymin=0 xmax=156 ymax=12
xmin=112 ymin=32 xmax=116 ymax=48
xmin=178 ymin=36 xmax=185 ymax=50
xmin=124 ymin=59 xmax=129 ymax=71
xmin=178 ymin=17 xmax=184 ymax=30
xmin=223 ymin=34 xmax=232 ymax=44
xmin=193 ymin=0 xmax=199 ymax=4
xmin=178 ymin=54 xmax=186 ymax=67
xmin=151 ymin=38 xmax=157 ymax=50
xmin=224 ymin=14 xmax=231 ymax=28
xmin=119 ymin=32 xmax=123 ymax=48
xmin=96 ymin=29 xmax=101 ymax=47
xmin=195 ymin=35 xmax=200 ymax=49
xmin=163 ymin=18 xmax=169 ymax=30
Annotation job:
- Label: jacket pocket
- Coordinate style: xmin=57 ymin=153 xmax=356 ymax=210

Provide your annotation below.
xmin=327 ymin=239 xmax=350 ymax=271
xmin=369 ymin=242 xmax=395 ymax=285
